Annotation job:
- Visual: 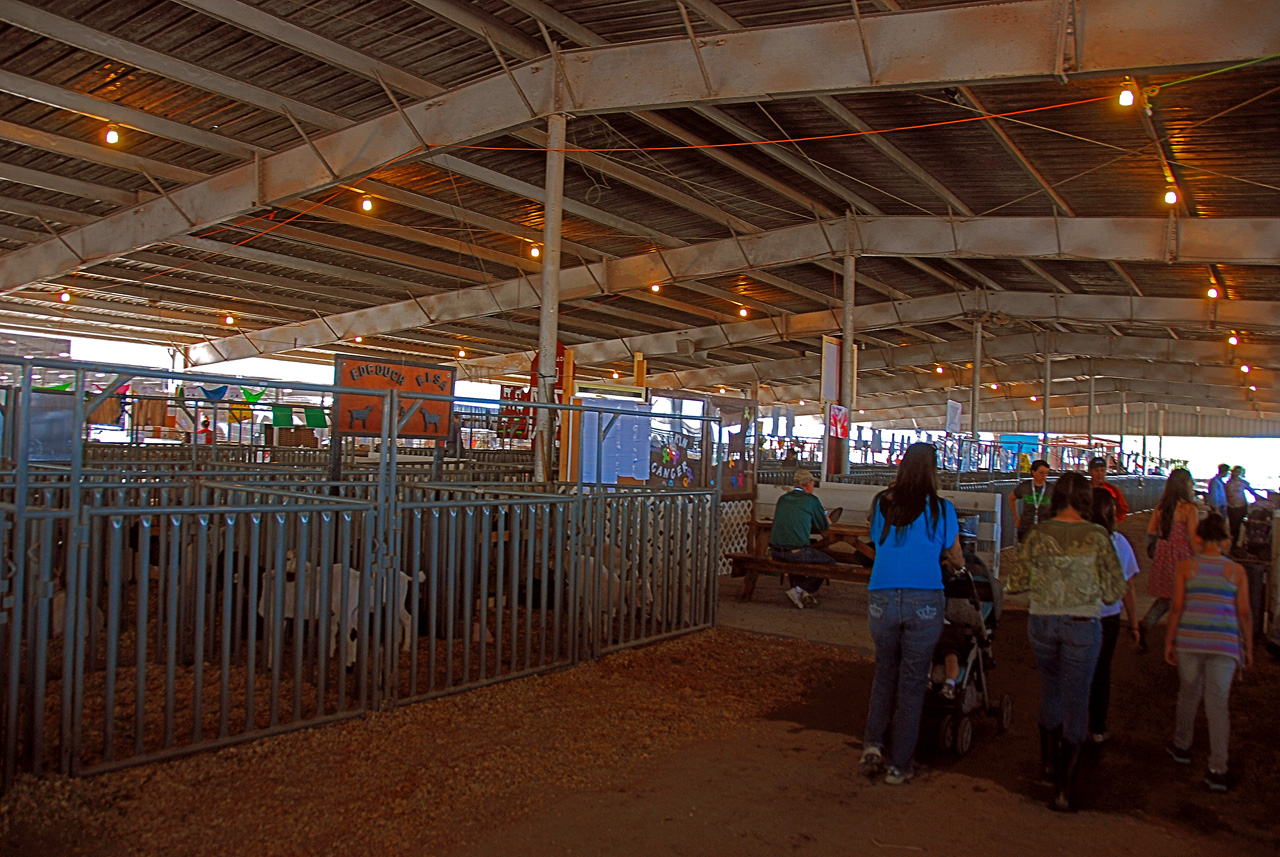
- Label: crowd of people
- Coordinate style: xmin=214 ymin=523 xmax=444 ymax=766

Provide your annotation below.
xmin=768 ymin=451 xmax=1260 ymax=812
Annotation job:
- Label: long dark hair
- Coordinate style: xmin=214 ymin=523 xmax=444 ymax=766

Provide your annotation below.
xmin=875 ymin=442 xmax=944 ymax=545
xmin=1049 ymin=472 xmax=1093 ymax=518
xmin=1089 ymin=487 xmax=1116 ymax=535
xmin=1155 ymin=468 xmax=1193 ymax=539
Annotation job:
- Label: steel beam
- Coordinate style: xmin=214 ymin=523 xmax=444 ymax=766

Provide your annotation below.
xmin=3 ymin=0 xmax=1271 ymax=293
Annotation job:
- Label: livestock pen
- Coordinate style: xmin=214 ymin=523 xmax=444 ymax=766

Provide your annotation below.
xmin=0 ymin=357 xmax=723 ymax=792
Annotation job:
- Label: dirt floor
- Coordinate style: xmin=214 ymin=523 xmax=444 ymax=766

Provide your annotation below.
xmin=3 ymin=516 xmax=1278 ymax=856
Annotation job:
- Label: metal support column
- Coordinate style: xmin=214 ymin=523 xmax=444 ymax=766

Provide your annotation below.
xmin=1087 ymin=368 xmax=1095 ymax=452
xmin=839 ymin=249 xmax=856 ymax=474
xmin=1119 ymin=391 xmax=1127 ymax=471
xmin=1041 ymin=353 xmax=1051 ymax=458
xmin=970 ymin=318 xmax=982 ymax=438
xmin=1143 ymin=400 xmax=1149 ymax=475
xmin=533 ymin=112 xmax=567 ymax=483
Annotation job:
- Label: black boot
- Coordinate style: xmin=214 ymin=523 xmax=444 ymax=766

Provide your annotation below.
xmin=1038 ymin=724 xmax=1061 ymax=785
xmin=1050 ymin=740 xmax=1085 ymax=812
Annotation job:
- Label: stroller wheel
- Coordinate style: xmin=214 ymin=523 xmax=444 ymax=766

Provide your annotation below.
xmin=937 ymin=714 xmax=955 ymax=752
xmin=955 ymin=715 xmax=974 ymax=756
xmin=997 ymin=693 xmax=1013 ymax=733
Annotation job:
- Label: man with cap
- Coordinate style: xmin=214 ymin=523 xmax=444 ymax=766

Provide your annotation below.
xmin=769 ymin=469 xmax=833 ymax=608
xmin=1089 ymin=457 xmax=1129 ymax=523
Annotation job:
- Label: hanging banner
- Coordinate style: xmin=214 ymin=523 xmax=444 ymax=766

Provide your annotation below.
xmin=820 ymin=336 xmax=841 ymax=404
xmin=827 ymin=404 xmax=849 ymax=439
xmin=334 ymin=355 xmax=454 ymax=438
xmin=498 ymin=385 xmax=532 ymax=438
xmin=946 ymin=399 xmax=963 ymax=434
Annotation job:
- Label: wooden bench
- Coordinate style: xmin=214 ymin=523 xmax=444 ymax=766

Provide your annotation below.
xmin=726 ymin=553 xmax=870 ymax=602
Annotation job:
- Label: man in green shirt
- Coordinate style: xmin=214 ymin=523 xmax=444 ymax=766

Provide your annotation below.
xmin=769 ymin=470 xmax=833 ymax=609
xmin=1010 ymin=459 xmax=1052 ymax=541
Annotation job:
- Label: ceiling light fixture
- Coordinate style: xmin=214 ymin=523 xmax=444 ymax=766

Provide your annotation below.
xmin=1118 ymin=88 xmax=1135 ymax=107
xmin=738 ymin=308 xmax=748 ymax=317
xmin=1207 ymin=287 xmax=1219 ymax=299
xmin=1228 ymin=334 xmax=1239 ymax=346
xmin=650 ymin=283 xmax=660 ymax=292
xmin=990 ymin=383 xmax=998 ymax=390
xmin=1164 ymin=188 xmax=1179 ymax=205
xmin=353 ymin=336 xmax=363 ymax=343
xmin=104 ymin=125 xmax=120 ymax=145
xmin=611 ymin=371 xmax=619 ymax=379
xmin=530 ymin=246 xmax=540 ymax=258
xmin=1249 ymin=385 xmax=1257 ymax=392
xmin=1030 ymin=395 xmax=1038 ymax=402
xmin=58 ymin=292 xmax=71 ymax=303
xmin=359 ymin=195 xmax=373 ymax=212
xmin=457 ymin=349 xmax=466 ymax=358
xmin=223 ymin=315 xmax=235 ymax=325
xmin=935 ymin=366 xmax=945 ymax=374
xmin=1240 ymin=364 xmax=1250 ymax=373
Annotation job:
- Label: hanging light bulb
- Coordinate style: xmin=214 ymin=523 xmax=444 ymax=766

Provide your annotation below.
xmin=360 ymin=195 xmax=373 ymax=212
xmin=1030 ymin=395 xmax=1038 ymax=402
xmin=990 ymin=383 xmax=998 ymax=390
xmin=1249 ymin=385 xmax=1257 ymax=392
xmin=935 ymin=366 xmax=945 ymax=374
xmin=1228 ymin=334 xmax=1239 ymax=346
xmin=718 ymin=387 xmax=727 ymax=394
xmin=1164 ymin=188 xmax=1179 ymax=205
xmin=58 ymin=291 xmax=71 ymax=303
xmin=1240 ymin=364 xmax=1250 ymax=373
xmin=1207 ymin=287 xmax=1219 ymax=299
xmin=738 ymin=308 xmax=748 ymax=317
xmin=457 ymin=349 xmax=466 ymax=358
xmin=1118 ymin=88 xmax=1135 ymax=107
xmin=858 ymin=409 xmax=865 ymax=415
xmin=611 ymin=371 xmax=619 ymax=379
xmin=798 ymin=400 xmax=805 ymax=405
xmin=223 ymin=315 xmax=235 ymax=325
xmin=353 ymin=336 xmax=363 ymax=343
xmin=530 ymin=246 xmax=540 ymax=258
xmin=650 ymin=283 xmax=660 ymax=292
xmin=104 ymin=125 xmax=120 ymax=145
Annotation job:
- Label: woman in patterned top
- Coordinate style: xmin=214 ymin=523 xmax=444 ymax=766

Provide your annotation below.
xmin=1005 ymin=471 xmax=1126 ymax=812
xmin=1164 ymin=512 xmax=1253 ymax=793
xmin=1140 ymin=469 xmax=1198 ymax=650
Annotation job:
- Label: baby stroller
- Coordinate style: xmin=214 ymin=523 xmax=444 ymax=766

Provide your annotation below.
xmin=924 ymin=552 xmax=1012 ymax=755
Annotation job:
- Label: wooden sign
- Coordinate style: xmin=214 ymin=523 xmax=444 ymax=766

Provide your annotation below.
xmin=334 ymin=355 xmax=454 ymax=438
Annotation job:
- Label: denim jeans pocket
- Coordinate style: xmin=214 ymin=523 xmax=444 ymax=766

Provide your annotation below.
xmin=1062 ymin=617 xmax=1099 ymax=647
xmin=868 ymin=596 xmax=887 ymax=620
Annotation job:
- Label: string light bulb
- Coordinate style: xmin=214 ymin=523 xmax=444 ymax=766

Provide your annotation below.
xmin=935 ymin=366 xmax=945 ymax=374
xmin=530 ymin=246 xmax=540 ymax=258
xmin=719 ymin=387 xmax=727 ymax=394
xmin=798 ymin=400 xmax=805 ymax=405
xmin=650 ymin=283 xmax=660 ymax=292
xmin=1207 ymin=287 xmax=1219 ymax=299
xmin=58 ymin=291 xmax=71 ymax=303
xmin=1228 ymin=334 xmax=1239 ymax=346
xmin=738 ymin=308 xmax=748 ymax=317
xmin=223 ymin=315 xmax=235 ymax=325
xmin=353 ymin=336 xmax=363 ymax=343
xmin=990 ymin=383 xmax=998 ymax=390
xmin=359 ymin=195 xmax=373 ymax=212
xmin=1164 ymin=188 xmax=1179 ymax=205
xmin=1118 ymin=88 xmax=1135 ymax=107
xmin=611 ymin=371 xmax=619 ymax=379
xmin=104 ymin=125 xmax=120 ymax=145
xmin=1249 ymin=385 xmax=1257 ymax=392
xmin=1240 ymin=364 xmax=1250 ymax=373
xmin=1030 ymin=395 xmax=1038 ymax=402
xmin=457 ymin=349 xmax=466 ymax=358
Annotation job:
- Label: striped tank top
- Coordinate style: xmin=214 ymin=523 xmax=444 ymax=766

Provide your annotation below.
xmin=1175 ymin=554 xmax=1242 ymax=662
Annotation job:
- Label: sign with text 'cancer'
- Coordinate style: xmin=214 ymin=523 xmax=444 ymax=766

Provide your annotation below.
xmin=334 ymin=355 xmax=454 ymax=439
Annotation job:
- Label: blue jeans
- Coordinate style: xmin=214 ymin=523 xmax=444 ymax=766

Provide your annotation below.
xmin=1028 ymin=614 xmax=1102 ymax=745
xmin=771 ymin=546 xmax=834 ymax=594
xmin=864 ymin=588 xmax=945 ymax=772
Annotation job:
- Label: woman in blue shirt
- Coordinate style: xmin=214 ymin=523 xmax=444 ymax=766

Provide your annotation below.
xmin=858 ymin=443 xmax=963 ymax=785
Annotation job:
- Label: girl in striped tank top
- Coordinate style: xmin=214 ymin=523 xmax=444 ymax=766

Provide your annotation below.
xmin=1164 ymin=512 xmax=1253 ymax=793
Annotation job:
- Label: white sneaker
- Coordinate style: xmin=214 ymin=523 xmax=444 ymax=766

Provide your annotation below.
xmin=801 ymin=591 xmax=819 ymax=608
xmin=786 ymin=588 xmax=805 ymax=609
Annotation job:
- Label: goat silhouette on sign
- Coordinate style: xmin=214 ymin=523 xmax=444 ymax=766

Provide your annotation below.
xmin=419 ymin=410 xmax=440 ymax=433
xmin=348 ymin=404 xmax=375 ymax=430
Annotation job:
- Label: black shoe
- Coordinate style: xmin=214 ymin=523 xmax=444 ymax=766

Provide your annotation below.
xmin=1166 ymin=741 xmax=1192 ymax=765
xmin=1137 ymin=624 xmax=1148 ymax=653
xmin=1050 ymin=741 xmax=1084 ymax=812
xmin=1038 ymin=724 xmax=1062 ymax=785
xmin=1204 ymin=770 xmax=1231 ymax=793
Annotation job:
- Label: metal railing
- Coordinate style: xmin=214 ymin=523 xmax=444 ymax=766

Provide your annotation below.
xmin=0 ymin=356 xmax=721 ymax=791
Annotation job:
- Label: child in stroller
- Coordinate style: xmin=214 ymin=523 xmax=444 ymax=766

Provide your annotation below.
xmin=926 ymin=551 xmax=1013 ymax=755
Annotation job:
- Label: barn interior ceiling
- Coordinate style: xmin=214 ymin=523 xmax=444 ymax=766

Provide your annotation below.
xmin=0 ymin=0 xmax=1276 ymax=428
